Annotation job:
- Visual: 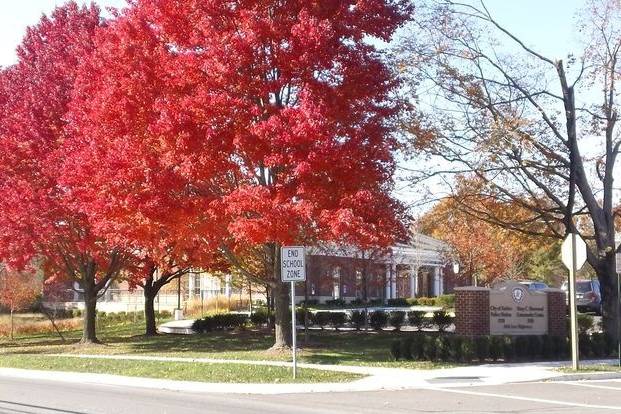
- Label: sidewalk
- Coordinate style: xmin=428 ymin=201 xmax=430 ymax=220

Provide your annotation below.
xmin=2 ymin=354 xmax=618 ymax=394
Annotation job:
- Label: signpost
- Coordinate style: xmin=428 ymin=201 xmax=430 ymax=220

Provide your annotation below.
xmin=561 ymin=233 xmax=587 ymax=370
xmin=615 ymin=245 xmax=621 ymax=367
xmin=281 ymin=246 xmax=306 ymax=379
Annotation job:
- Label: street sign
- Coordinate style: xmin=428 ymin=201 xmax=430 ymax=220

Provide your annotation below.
xmin=281 ymin=246 xmax=306 ymax=282
xmin=562 ymin=233 xmax=587 ymax=370
xmin=561 ymin=233 xmax=587 ymax=270
xmin=280 ymin=245 xmax=306 ymax=379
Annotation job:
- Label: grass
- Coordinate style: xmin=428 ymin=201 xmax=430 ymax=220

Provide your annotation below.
xmin=557 ymin=365 xmax=621 ymax=373
xmin=0 ymin=354 xmax=361 ymax=383
xmin=0 ymin=320 xmax=448 ymax=370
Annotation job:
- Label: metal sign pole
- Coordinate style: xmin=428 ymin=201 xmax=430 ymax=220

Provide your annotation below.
xmin=291 ymin=280 xmax=297 ymax=379
xmin=616 ymin=250 xmax=621 ymax=368
xmin=569 ymin=233 xmax=580 ymax=370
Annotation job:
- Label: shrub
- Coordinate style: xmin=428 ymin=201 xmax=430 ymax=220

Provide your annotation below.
xmin=460 ymin=337 xmax=476 ymax=363
xmin=590 ymin=332 xmax=607 ymax=358
xmin=527 ymin=336 xmax=543 ymax=360
xmin=604 ymin=333 xmax=616 ymax=357
xmin=432 ymin=310 xmax=454 ymax=332
xmin=400 ymin=336 xmax=414 ymax=360
xmin=192 ymin=313 xmax=248 ymax=333
xmin=448 ymin=336 xmax=463 ymax=362
xmin=369 ymin=310 xmax=388 ymax=331
xmin=250 ymin=309 xmax=270 ymax=326
xmin=514 ymin=336 xmax=529 ymax=360
xmin=325 ymin=299 xmax=346 ymax=308
xmin=436 ymin=336 xmax=451 ymax=362
xmin=295 ymin=308 xmax=311 ymax=325
xmin=435 ymin=294 xmax=455 ymax=309
xmin=350 ymin=310 xmax=367 ymax=330
xmin=390 ymin=340 xmax=401 ymax=361
xmin=406 ymin=298 xmax=419 ymax=306
xmin=475 ymin=336 xmax=490 ymax=362
xmin=551 ymin=335 xmax=568 ymax=359
xmin=489 ymin=336 xmax=504 ymax=361
xmin=542 ymin=335 xmax=555 ymax=360
xmin=579 ymin=333 xmax=592 ymax=358
xmin=329 ymin=312 xmax=347 ymax=330
xmin=389 ymin=311 xmax=406 ymax=331
xmin=423 ymin=335 xmax=437 ymax=361
xmin=314 ymin=312 xmax=331 ymax=330
xmin=300 ymin=299 xmax=319 ymax=307
xmin=502 ymin=336 xmax=515 ymax=362
xmin=577 ymin=314 xmax=594 ymax=335
xmin=367 ymin=299 xmax=383 ymax=307
xmin=417 ymin=297 xmax=436 ymax=306
xmin=411 ymin=335 xmax=426 ymax=360
xmin=159 ymin=310 xmax=172 ymax=319
xmin=407 ymin=310 xmax=428 ymax=331
xmin=349 ymin=298 xmax=364 ymax=307
xmin=386 ymin=298 xmax=408 ymax=307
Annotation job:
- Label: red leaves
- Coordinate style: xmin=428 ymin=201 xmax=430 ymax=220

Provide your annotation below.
xmin=0 ymin=0 xmax=410 ymax=286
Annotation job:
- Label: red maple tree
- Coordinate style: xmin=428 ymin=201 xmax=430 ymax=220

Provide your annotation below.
xmin=0 ymin=265 xmax=42 ymax=340
xmin=0 ymin=3 xmax=127 ymax=343
xmin=63 ymin=0 xmax=411 ymax=348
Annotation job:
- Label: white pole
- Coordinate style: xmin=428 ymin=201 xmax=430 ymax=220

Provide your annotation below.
xmin=569 ymin=233 xmax=580 ymax=370
xmin=291 ymin=280 xmax=297 ymax=380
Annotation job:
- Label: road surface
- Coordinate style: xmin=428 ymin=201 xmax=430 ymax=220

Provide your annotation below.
xmin=1 ymin=376 xmax=621 ymax=413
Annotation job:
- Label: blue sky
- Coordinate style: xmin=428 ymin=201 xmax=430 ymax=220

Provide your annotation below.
xmin=0 ymin=0 xmax=587 ymax=67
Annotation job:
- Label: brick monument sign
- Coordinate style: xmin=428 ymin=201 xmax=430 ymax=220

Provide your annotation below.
xmin=454 ymin=281 xmax=566 ymax=337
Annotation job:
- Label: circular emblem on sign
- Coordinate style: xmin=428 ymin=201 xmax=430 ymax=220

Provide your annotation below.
xmin=512 ymin=287 xmax=525 ymax=304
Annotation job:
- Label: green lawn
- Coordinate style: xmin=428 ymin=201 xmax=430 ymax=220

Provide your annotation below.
xmin=0 ymin=321 xmax=447 ymax=369
xmin=0 ymin=354 xmax=360 ymax=383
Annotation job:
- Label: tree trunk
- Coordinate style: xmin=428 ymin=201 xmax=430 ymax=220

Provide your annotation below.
xmin=144 ymin=285 xmax=158 ymax=336
xmin=81 ymin=292 xmax=99 ymax=344
xmin=271 ymin=281 xmax=292 ymax=349
xmin=10 ymin=309 xmax=14 ymax=340
xmin=598 ymin=254 xmax=619 ymax=342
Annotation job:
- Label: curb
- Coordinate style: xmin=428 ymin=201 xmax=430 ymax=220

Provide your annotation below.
xmin=545 ymin=371 xmax=621 ymax=382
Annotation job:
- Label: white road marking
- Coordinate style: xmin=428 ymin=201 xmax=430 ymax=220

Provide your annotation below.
xmin=428 ymin=386 xmax=621 ymax=411
xmin=561 ymin=381 xmax=621 ymax=391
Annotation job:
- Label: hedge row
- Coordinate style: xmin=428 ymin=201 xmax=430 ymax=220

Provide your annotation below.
xmin=301 ymin=294 xmax=455 ymax=309
xmin=303 ymin=309 xmax=454 ymax=331
xmin=192 ymin=314 xmax=249 ymax=332
xmin=390 ymin=332 xmax=619 ymax=363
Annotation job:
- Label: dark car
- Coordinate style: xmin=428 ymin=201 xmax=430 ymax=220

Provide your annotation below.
xmin=519 ymin=281 xmax=548 ymax=291
xmin=561 ymin=279 xmax=602 ymax=315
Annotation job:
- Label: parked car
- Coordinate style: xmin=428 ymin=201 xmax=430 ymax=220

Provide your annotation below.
xmin=561 ymin=279 xmax=602 ymax=315
xmin=519 ymin=281 xmax=548 ymax=291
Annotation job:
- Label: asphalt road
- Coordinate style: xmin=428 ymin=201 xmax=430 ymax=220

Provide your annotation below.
xmin=1 ymin=376 xmax=621 ymax=414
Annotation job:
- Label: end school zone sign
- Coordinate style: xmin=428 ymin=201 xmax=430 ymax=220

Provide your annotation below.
xmin=281 ymin=246 xmax=306 ymax=282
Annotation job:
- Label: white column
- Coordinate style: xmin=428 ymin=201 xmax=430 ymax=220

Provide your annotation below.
xmin=410 ymin=266 xmax=418 ymax=298
xmin=188 ymin=274 xmax=195 ymax=298
xmin=433 ymin=267 xmax=441 ymax=297
xmin=391 ymin=263 xmax=397 ymax=298
xmin=439 ymin=267 xmax=444 ymax=295
xmin=385 ymin=264 xmax=391 ymax=299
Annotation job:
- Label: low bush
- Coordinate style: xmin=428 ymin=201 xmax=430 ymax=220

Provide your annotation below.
xmin=300 ymin=299 xmax=319 ymax=307
xmin=432 ymin=310 xmax=454 ymax=332
xmin=314 ymin=312 xmax=331 ymax=330
xmin=350 ymin=310 xmax=367 ymax=330
xmin=417 ymin=297 xmax=436 ymax=306
xmin=250 ymin=308 xmax=271 ymax=327
xmin=192 ymin=313 xmax=248 ymax=333
xmin=406 ymin=298 xmax=419 ymax=306
xmin=349 ymin=298 xmax=365 ymax=307
xmin=390 ymin=340 xmax=402 ymax=361
xmin=369 ymin=310 xmax=388 ymax=331
xmin=434 ymin=294 xmax=455 ymax=309
xmin=407 ymin=310 xmax=428 ymax=331
xmin=389 ymin=311 xmax=406 ymax=331
xmin=388 ymin=334 xmax=593 ymax=363
xmin=325 ymin=299 xmax=347 ymax=308
xmin=577 ymin=314 xmax=594 ymax=334
xmin=367 ymin=299 xmax=383 ymax=307
xmin=328 ymin=312 xmax=347 ymax=330
xmin=386 ymin=298 xmax=409 ymax=307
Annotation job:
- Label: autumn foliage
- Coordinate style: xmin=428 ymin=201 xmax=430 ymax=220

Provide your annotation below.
xmin=0 ymin=1 xmax=410 ymax=347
